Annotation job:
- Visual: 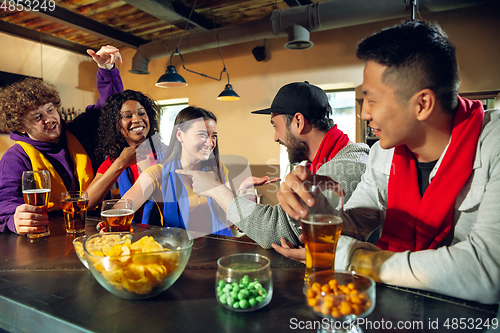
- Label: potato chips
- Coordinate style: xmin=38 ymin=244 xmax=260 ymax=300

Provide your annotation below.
xmin=88 ymin=235 xmax=180 ymax=295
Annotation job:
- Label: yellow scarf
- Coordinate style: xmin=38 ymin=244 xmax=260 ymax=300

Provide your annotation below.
xmin=16 ymin=131 xmax=94 ymax=211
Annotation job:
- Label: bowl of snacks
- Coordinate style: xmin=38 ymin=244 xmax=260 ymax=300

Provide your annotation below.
xmin=216 ymin=253 xmax=272 ymax=312
xmin=305 ymin=270 xmax=375 ymax=330
xmin=83 ymin=228 xmax=193 ymax=299
xmin=73 ymin=234 xmax=91 ymax=269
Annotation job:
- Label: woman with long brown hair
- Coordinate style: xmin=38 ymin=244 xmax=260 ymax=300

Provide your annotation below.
xmin=121 ymin=106 xmax=232 ymax=236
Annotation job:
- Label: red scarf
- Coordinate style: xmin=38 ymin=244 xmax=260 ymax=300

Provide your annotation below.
xmin=377 ymin=97 xmax=484 ymax=252
xmin=307 ymin=125 xmax=349 ymax=173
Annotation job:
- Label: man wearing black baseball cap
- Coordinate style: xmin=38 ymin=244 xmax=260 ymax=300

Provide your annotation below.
xmin=222 ymin=81 xmax=370 ymax=248
xmin=178 ymin=81 xmax=369 ymax=248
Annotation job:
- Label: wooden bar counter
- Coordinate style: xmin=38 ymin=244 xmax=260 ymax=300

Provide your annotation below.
xmin=0 ymin=216 xmax=498 ymax=332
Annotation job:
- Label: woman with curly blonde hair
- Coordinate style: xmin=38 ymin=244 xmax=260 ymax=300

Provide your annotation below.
xmin=0 ymin=45 xmax=123 ymax=236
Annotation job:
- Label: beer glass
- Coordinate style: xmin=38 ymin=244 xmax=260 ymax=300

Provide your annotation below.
xmin=301 ymin=184 xmax=344 ymax=285
xmin=22 ymin=170 xmax=51 ymax=238
xmin=100 ymin=199 xmax=134 ymax=232
xmin=61 ymin=191 xmax=89 ymax=234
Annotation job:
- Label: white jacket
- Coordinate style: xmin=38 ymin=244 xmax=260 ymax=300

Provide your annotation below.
xmin=339 ymin=109 xmax=500 ymax=304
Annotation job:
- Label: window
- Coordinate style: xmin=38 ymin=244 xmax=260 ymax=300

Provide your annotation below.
xmin=157 ymin=98 xmax=189 ymax=145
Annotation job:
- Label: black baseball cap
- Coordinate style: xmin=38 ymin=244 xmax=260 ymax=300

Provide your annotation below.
xmin=251 ymin=81 xmax=330 ymax=119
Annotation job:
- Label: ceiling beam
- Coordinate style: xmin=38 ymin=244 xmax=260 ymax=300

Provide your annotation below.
xmin=20 ymin=1 xmax=149 ymax=49
xmin=284 ymin=0 xmax=313 ymax=6
xmin=122 ymin=0 xmax=217 ymax=31
xmin=0 ymin=20 xmax=90 ymax=55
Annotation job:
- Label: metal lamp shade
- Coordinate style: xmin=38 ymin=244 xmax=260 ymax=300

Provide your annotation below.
xmin=155 ymin=65 xmax=188 ymax=87
xmin=217 ymin=84 xmax=240 ymax=101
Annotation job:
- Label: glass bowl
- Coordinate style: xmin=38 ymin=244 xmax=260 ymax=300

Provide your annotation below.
xmin=83 ymin=228 xmax=193 ymax=299
xmin=216 ymin=253 xmax=273 ymax=312
xmin=305 ymin=271 xmax=375 ymax=333
xmin=73 ymin=234 xmax=90 ymax=269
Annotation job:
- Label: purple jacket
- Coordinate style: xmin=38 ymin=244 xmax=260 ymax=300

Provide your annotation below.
xmin=0 ymin=67 xmax=124 ymax=233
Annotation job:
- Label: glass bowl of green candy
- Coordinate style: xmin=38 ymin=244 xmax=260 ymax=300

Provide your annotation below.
xmin=216 ymin=253 xmax=273 ymax=312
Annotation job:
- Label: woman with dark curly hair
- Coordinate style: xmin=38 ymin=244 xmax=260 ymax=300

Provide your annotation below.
xmin=0 ymin=45 xmax=124 ymax=236
xmin=117 ymin=106 xmax=233 ymax=236
xmin=85 ymin=89 xmax=163 ymax=225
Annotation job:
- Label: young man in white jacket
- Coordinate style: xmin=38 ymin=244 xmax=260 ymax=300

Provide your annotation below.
xmin=275 ymin=20 xmax=500 ymax=305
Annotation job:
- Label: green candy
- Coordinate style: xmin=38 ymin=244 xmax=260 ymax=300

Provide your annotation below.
xmin=218 ymin=277 xmax=268 ymax=310
xmin=239 ymin=299 xmax=249 ymax=309
xmin=238 ymin=289 xmax=249 ymax=299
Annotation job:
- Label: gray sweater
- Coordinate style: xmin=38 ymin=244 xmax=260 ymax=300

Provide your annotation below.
xmin=227 ymin=143 xmax=370 ymax=249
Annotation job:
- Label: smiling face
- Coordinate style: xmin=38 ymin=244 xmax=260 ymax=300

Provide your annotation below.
xmin=119 ymin=100 xmax=150 ymax=146
xmin=20 ymin=103 xmax=62 ymax=143
xmin=360 ymin=61 xmax=418 ymax=150
xmin=271 ymin=113 xmax=309 ymax=164
xmin=177 ymin=119 xmax=217 ymax=166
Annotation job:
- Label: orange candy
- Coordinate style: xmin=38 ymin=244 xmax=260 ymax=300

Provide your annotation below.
xmin=306 ymin=278 xmax=371 ymax=318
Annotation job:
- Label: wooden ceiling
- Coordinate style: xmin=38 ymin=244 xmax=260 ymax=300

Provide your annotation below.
xmin=0 ymin=0 xmax=327 ymax=54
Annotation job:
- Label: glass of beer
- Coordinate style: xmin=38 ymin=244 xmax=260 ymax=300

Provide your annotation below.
xmin=61 ymin=191 xmax=89 ymax=234
xmin=22 ymin=170 xmax=51 ymax=238
xmin=300 ymin=184 xmax=344 ymax=285
xmin=100 ymin=199 xmax=134 ymax=232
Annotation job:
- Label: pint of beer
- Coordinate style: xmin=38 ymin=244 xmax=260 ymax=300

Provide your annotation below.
xmin=100 ymin=199 xmax=134 ymax=232
xmin=301 ymin=214 xmax=343 ymax=283
xmin=22 ymin=170 xmax=51 ymax=238
xmin=61 ymin=191 xmax=89 ymax=234
xmin=299 ymin=183 xmax=344 ymax=286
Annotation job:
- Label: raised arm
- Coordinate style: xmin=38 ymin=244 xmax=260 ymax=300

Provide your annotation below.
xmin=86 ymin=45 xmax=124 ymax=110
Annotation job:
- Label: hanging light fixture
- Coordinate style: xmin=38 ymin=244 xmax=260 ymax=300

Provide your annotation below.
xmin=217 ymin=70 xmax=240 ymax=101
xmin=155 ymin=50 xmax=187 ymax=88
xmin=156 ymin=47 xmax=240 ymax=101
xmin=154 ymin=0 xmax=239 ymax=100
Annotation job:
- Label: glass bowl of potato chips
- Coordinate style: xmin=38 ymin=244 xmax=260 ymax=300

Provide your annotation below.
xmin=83 ymin=228 xmax=193 ymax=299
xmin=73 ymin=234 xmax=91 ymax=269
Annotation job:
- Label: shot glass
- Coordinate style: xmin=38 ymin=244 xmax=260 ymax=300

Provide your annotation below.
xmin=61 ymin=191 xmax=89 ymax=234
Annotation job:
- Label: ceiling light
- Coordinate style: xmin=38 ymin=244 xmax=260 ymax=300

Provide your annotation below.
xmin=157 ymin=47 xmax=240 ymax=101
xmin=155 ymin=2 xmax=240 ymax=101
xmin=284 ymin=24 xmax=313 ymax=50
xmin=155 ymin=65 xmax=187 ymax=88
xmin=217 ymin=84 xmax=240 ymax=101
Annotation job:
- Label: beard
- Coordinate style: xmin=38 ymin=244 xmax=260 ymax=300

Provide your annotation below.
xmin=280 ymin=129 xmax=309 ymax=165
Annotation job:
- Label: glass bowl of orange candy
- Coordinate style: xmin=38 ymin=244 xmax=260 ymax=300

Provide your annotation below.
xmin=305 ymin=271 xmax=375 ymax=330
xmin=83 ymin=228 xmax=193 ymax=299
